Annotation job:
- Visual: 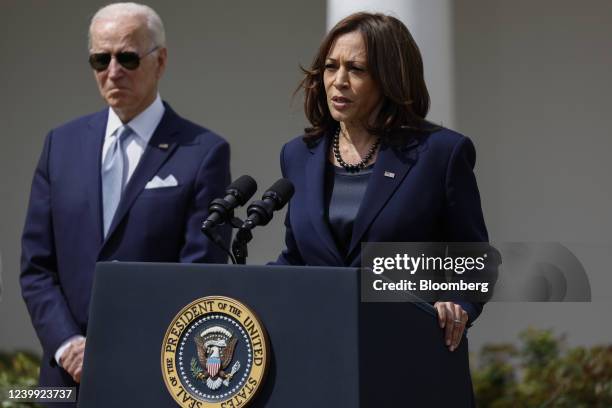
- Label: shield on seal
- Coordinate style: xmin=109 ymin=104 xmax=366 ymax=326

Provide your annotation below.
xmin=207 ymin=356 xmax=221 ymax=377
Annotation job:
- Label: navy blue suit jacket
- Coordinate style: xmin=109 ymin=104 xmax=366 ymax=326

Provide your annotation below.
xmin=275 ymin=128 xmax=490 ymax=323
xmin=20 ymin=104 xmax=231 ymax=387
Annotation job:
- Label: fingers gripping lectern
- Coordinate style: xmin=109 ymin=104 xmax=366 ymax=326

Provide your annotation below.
xmin=78 ymin=263 xmax=474 ymax=407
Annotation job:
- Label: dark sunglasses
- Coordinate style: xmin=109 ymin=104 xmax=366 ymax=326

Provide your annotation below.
xmin=88 ymin=46 xmax=159 ymax=72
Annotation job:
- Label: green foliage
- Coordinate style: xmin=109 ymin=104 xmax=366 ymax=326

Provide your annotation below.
xmin=473 ymin=328 xmax=612 ymax=407
xmin=0 ymin=351 xmax=41 ymax=408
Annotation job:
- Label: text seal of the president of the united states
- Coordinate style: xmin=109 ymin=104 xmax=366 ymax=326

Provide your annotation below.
xmin=162 ymin=296 xmax=269 ymax=407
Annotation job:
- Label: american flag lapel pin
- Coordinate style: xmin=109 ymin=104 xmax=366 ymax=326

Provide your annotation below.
xmin=384 ymin=171 xmax=395 ymax=179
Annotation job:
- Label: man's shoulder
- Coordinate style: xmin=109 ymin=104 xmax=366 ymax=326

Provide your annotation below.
xmin=163 ymin=106 xmax=227 ymax=149
xmin=50 ymin=109 xmax=107 ymax=135
xmin=172 ymin=115 xmax=226 ymax=145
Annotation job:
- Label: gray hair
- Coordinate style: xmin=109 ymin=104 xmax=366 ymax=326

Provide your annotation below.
xmin=88 ymin=2 xmax=166 ymax=49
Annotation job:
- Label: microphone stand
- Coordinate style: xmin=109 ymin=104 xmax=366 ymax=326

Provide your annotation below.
xmin=201 ymin=211 xmax=255 ymax=265
xmin=201 ymin=215 xmax=244 ymax=265
xmin=232 ymin=219 xmax=258 ymax=265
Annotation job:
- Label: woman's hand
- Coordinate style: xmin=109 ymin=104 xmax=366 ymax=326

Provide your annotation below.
xmin=434 ymin=302 xmax=468 ymax=351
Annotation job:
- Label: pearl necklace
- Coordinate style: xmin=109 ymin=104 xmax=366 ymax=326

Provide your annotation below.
xmin=332 ymin=127 xmax=381 ymax=172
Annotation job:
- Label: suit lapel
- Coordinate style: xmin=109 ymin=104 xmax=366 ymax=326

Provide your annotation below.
xmin=102 ymin=107 xmax=180 ymax=247
xmin=347 ymin=141 xmax=419 ymax=256
xmin=305 ymin=136 xmax=344 ymax=265
xmin=84 ymin=110 xmax=108 ymax=245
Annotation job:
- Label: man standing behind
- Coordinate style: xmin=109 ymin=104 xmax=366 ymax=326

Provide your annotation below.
xmin=20 ymin=2 xmax=230 ymax=389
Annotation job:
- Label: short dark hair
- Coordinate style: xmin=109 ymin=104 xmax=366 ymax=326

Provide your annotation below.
xmin=299 ymin=12 xmax=432 ymax=143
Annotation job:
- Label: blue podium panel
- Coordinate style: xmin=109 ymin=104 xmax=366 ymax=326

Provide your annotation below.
xmin=359 ymin=303 xmax=473 ymax=407
xmin=79 ymin=263 xmax=360 ymax=407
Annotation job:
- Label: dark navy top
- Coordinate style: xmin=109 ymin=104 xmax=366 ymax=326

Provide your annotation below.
xmin=325 ymin=161 xmax=374 ymax=257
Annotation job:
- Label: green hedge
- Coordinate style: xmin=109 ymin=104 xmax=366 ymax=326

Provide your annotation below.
xmin=0 ymin=351 xmax=41 ymax=407
xmin=472 ymin=328 xmax=612 ymax=407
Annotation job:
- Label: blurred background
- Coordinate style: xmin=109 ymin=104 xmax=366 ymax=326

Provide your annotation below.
xmin=1 ymin=0 xmax=611 ymax=403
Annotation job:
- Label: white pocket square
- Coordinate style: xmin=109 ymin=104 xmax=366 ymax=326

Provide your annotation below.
xmin=145 ymin=174 xmax=178 ymax=189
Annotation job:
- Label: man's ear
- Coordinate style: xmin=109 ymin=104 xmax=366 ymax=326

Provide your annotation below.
xmin=156 ymin=47 xmax=168 ymax=78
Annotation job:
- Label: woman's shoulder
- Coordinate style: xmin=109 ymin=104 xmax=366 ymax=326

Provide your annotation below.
xmin=396 ymin=124 xmax=475 ymax=159
xmin=281 ymin=133 xmax=326 ymax=158
xmin=418 ymin=126 xmax=477 ymax=168
xmin=283 ymin=133 xmax=308 ymax=149
xmin=283 ymin=133 xmax=325 ymax=149
xmin=421 ymin=124 xmax=472 ymax=150
xmin=279 ymin=134 xmax=323 ymax=175
xmin=390 ymin=124 xmax=477 ymax=168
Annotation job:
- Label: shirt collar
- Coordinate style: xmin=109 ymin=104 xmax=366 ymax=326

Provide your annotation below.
xmin=105 ymin=94 xmax=165 ymax=144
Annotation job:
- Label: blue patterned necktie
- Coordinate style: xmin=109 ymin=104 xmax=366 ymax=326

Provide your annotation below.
xmin=102 ymin=125 xmax=132 ymax=237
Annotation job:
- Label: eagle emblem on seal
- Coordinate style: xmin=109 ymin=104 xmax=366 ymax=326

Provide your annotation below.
xmin=190 ymin=326 xmax=241 ymax=390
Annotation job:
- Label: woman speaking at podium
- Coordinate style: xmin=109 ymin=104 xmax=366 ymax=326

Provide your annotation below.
xmin=274 ymin=12 xmax=490 ymax=356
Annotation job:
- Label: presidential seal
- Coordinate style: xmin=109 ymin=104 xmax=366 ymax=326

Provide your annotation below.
xmin=161 ymin=296 xmax=269 ymax=408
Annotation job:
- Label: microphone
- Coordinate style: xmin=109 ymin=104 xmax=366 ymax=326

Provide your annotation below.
xmin=241 ymin=178 xmax=294 ymax=230
xmin=201 ymin=175 xmax=257 ymax=232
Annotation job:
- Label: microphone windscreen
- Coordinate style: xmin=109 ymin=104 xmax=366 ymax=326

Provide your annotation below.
xmin=227 ymin=175 xmax=258 ymax=205
xmin=266 ymin=178 xmax=295 ymax=206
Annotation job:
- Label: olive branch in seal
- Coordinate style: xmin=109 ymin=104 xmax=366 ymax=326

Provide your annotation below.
xmin=191 ymin=357 xmax=204 ymax=380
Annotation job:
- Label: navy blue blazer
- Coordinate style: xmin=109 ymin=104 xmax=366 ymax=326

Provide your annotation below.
xmin=275 ymin=128 xmax=490 ymax=323
xmin=20 ymin=104 xmax=231 ymax=387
